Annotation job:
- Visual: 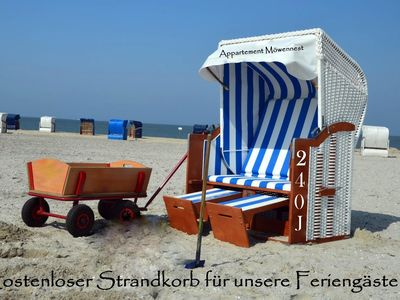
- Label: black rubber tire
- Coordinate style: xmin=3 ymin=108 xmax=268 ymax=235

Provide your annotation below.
xmin=21 ymin=197 xmax=49 ymax=227
xmin=98 ymin=200 xmax=117 ymax=220
xmin=114 ymin=200 xmax=141 ymax=223
xmin=66 ymin=204 xmax=94 ymax=237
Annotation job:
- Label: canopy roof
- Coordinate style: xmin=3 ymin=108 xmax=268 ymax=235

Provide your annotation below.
xmin=200 ymin=29 xmax=321 ymax=82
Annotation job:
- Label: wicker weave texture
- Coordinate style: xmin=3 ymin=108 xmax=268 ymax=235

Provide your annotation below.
xmin=306 ymin=131 xmax=354 ymax=240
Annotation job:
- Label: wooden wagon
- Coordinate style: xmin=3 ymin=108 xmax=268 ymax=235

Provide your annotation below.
xmin=22 ymin=158 xmax=152 ymax=237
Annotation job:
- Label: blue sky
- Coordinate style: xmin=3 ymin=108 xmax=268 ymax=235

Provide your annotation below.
xmin=1 ymin=1 xmax=399 ymax=133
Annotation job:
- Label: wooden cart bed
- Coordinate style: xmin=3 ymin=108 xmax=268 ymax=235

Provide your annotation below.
xmin=27 ymin=158 xmax=152 ymax=199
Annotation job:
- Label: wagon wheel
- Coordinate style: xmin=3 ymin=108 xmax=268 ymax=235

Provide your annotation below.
xmin=21 ymin=197 xmax=50 ymax=227
xmin=114 ymin=200 xmax=141 ymax=223
xmin=66 ymin=204 xmax=94 ymax=237
xmin=98 ymin=200 xmax=118 ymax=220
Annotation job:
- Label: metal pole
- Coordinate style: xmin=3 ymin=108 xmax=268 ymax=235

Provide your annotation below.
xmin=186 ymin=133 xmax=212 ymax=268
xmin=143 ymin=152 xmax=188 ymax=210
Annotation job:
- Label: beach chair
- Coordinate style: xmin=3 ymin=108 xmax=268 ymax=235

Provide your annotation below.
xmin=108 ymin=119 xmax=128 ymax=140
xmin=0 ymin=113 xmax=7 ymax=133
xmin=128 ymin=121 xmax=143 ymax=139
xmin=180 ymin=29 xmax=368 ymax=247
xmin=6 ymin=114 xmax=20 ymax=130
xmin=361 ymin=125 xmax=389 ymax=157
xmin=39 ymin=116 xmax=56 ymax=133
xmin=80 ymin=118 xmax=95 ymax=135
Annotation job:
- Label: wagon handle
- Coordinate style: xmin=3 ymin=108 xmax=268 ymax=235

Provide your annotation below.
xmin=142 ymin=152 xmax=188 ymax=210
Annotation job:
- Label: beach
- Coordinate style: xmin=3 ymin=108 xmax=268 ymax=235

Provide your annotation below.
xmin=0 ymin=131 xmax=399 ymax=299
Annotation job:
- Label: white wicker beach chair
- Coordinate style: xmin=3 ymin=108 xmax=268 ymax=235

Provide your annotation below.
xmin=361 ymin=125 xmax=389 ymax=157
xmin=39 ymin=116 xmax=56 ymax=133
xmin=0 ymin=113 xmax=7 ymax=133
xmin=178 ymin=28 xmax=368 ymax=247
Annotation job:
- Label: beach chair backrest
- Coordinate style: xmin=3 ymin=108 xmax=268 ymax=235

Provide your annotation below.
xmin=206 ymin=134 xmax=232 ymax=176
xmin=219 ymin=62 xmax=269 ymax=174
xmin=219 ymin=61 xmax=317 ymax=178
xmin=241 ymin=96 xmax=317 ymax=179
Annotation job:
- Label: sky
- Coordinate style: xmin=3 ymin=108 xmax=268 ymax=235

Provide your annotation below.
xmin=1 ymin=1 xmax=399 ymax=134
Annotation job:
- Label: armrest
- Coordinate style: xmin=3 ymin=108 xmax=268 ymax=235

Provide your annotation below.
xmin=185 ymin=127 xmax=221 ymax=193
xmin=294 ymin=122 xmax=355 ymax=148
xmin=318 ymin=187 xmax=336 ymax=197
xmin=288 ymin=122 xmax=355 ymax=243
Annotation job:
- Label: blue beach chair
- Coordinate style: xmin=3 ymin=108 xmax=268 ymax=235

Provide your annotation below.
xmin=108 ymin=119 xmax=128 ymax=140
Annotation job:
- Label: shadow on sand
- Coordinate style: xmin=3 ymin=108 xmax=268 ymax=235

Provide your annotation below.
xmin=351 ymin=210 xmax=400 ymax=233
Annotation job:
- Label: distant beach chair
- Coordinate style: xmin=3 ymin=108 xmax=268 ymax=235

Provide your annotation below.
xmin=361 ymin=125 xmax=389 ymax=157
xmin=192 ymin=124 xmax=208 ymax=134
xmin=108 ymin=119 xmax=128 ymax=140
xmin=128 ymin=120 xmax=143 ymax=139
xmin=80 ymin=118 xmax=95 ymax=135
xmin=6 ymin=114 xmax=20 ymax=130
xmin=0 ymin=113 xmax=7 ymax=133
xmin=39 ymin=116 xmax=56 ymax=133
xmin=165 ymin=28 xmax=368 ymax=247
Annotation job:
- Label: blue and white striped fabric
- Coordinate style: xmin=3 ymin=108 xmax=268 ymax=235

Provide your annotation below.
xmin=219 ymin=194 xmax=288 ymax=211
xmin=205 ymin=61 xmax=318 ymax=191
xmin=242 ymin=96 xmax=317 ymax=179
xmin=209 ymin=61 xmax=317 ymax=189
xmin=176 ymin=188 xmax=241 ymax=204
xmin=221 ymin=63 xmax=270 ymax=174
xmin=206 ymin=135 xmax=232 ymax=176
xmin=208 ymin=175 xmax=291 ymax=191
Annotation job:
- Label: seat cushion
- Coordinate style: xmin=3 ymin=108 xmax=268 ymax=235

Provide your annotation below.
xmin=175 ymin=188 xmax=241 ymax=203
xmin=208 ymin=175 xmax=291 ymax=191
xmin=219 ymin=194 xmax=288 ymax=211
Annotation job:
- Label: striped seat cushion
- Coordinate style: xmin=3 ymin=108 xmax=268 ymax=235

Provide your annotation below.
xmin=208 ymin=175 xmax=291 ymax=191
xmin=219 ymin=194 xmax=288 ymax=211
xmin=175 ymin=188 xmax=241 ymax=204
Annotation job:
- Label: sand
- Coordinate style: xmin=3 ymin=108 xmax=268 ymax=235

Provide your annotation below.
xmin=0 ymin=130 xmax=399 ymax=299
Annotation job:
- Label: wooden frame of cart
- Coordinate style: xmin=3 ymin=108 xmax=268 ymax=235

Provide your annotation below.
xmin=22 ymin=158 xmax=152 ymax=237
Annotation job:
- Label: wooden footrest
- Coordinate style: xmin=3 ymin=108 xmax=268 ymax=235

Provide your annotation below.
xmin=207 ymin=194 xmax=289 ymax=247
xmin=163 ymin=188 xmax=242 ymax=235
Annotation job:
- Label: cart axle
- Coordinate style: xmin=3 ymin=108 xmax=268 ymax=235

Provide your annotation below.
xmin=37 ymin=210 xmax=67 ymax=220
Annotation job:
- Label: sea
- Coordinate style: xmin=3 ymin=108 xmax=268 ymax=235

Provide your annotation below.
xmin=14 ymin=116 xmax=400 ymax=148
xmin=19 ymin=117 xmax=194 ymax=140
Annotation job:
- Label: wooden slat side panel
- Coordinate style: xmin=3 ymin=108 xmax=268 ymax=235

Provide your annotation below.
xmin=30 ymin=159 xmax=69 ymax=195
xmin=63 ymin=167 xmax=152 ymax=196
xmin=26 ymin=162 xmax=34 ymax=190
xmin=163 ymin=196 xmax=199 ymax=235
xmin=186 ymin=133 xmax=207 ymax=194
xmin=207 ymin=203 xmax=250 ymax=247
